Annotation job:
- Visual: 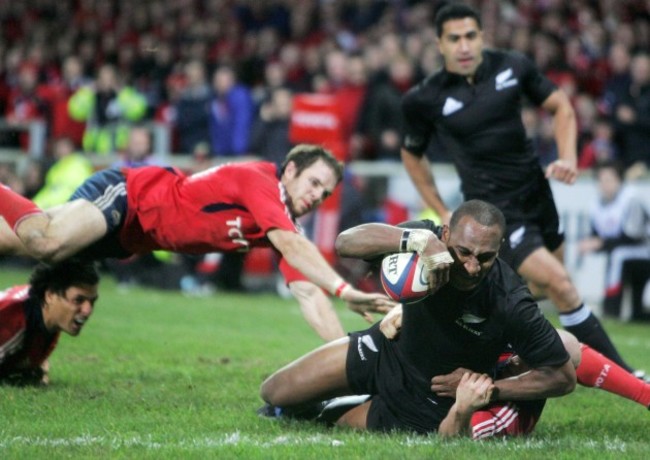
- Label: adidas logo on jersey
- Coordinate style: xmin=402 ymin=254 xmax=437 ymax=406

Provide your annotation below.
xmin=495 ymin=68 xmax=518 ymax=91
xmin=442 ymin=97 xmax=464 ymax=116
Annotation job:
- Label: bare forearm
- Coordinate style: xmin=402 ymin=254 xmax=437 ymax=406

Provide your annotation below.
xmin=401 ymin=149 xmax=449 ymax=216
xmin=544 ymin=90 xmax=577 ymax=165
xmin=493 ymin=362 xmax=575 ymax=401
xmin=554 ymin=107 xmax=577 ymax=164
xmin=269 ymin=229 xmax=346 ymax=294
xmin=437 ymin=403 xmax=472 ymax=437
xmin=290 ymin=281 xmax=346 ymax=341
xmin=335 ymin=223 xmax=404 ymax=259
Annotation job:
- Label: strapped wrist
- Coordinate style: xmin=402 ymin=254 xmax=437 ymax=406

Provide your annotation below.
xmin=400 ymin=230 xmax=410 ymax=252
xmin=405 ymin=229 xmax=433 ymax=255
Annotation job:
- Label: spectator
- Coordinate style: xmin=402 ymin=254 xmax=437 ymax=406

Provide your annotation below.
xmin=208 ymin=64 xmax=255 ymax=157
xmin=357 ymin=54 xmax=416 ymax=161
xmin=32 ymin=136 xmax=93 ymax=209
xmin=68 ymin=64 xmax=148 ymax=155
xmin=174 ymin=60 xmax=211 ymax=155
xmin=578 ymin=160 xmax=650 ymax=317
xmin=320 ymin=50 xmax=369 ymax=161
xmin=37 ymin=56 xmax=89 ymax=148
xmin=4 ymin=62 xmax=47 ymax=152
xmin=250 ymin=87 xmax=293 ymax=165
xmin=578 ymin=117 xmax=619 ymax=170
xmin=612 ymin=52 xmax=650 ymax=176
xmin=112 ymin=125 xmax=156 ymax=168
xmin=600 ymin=43 xmax=632 ymax=117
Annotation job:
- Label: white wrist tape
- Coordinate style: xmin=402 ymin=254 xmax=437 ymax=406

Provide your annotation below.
xmin=405 ymin=229 xmax=433 ymax=255
xmin=421 ymin=251 xmax=454 ymax=270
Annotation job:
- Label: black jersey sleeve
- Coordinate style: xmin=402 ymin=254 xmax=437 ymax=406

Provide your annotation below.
xmin=400 ymin=85 xmax=435 ymax=156
xmin=514 ymin=51 xmax=557 ymax=106
xmin=502 ymin=283 xmax=569 ymax=369
xmin=396 ymin=219 xmax=440 ymax=234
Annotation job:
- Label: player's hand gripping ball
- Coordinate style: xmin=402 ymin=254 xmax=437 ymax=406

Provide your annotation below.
xmin=380 ymin=252 xmax=430 ymax=303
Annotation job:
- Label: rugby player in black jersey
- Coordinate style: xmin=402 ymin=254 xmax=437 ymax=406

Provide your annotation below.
xmin=399 ymin=3 xmax=635 ymax=373
xmin=259 ymin=200 xmax=576 ymax=436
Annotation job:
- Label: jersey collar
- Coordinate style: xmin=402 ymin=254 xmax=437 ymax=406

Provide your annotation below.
xmin=440 ymin=49 xmax=493 ymax=86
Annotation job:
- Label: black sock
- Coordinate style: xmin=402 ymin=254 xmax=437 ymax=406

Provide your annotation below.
xmin=560 ymin=304 xmax=633 ymax=372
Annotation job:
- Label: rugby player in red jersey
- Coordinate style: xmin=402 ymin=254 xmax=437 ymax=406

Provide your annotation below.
xmin=0 ymin=259 xmax=99 ymax=385
xmin=0 ymin=144 xmax=397 ymax=340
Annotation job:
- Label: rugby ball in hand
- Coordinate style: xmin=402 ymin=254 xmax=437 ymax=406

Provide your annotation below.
xmin=380 ymin=252 xmax=430 ymax=303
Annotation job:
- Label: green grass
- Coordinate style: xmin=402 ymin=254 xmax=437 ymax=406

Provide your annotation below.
xmin=1 ymin=267 xmax=649 ymax=459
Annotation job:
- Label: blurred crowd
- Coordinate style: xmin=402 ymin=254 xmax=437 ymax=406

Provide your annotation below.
xmin=0 ymin=0 xmax=647 ymax=165
xmin=0 ymin=0 xmax=648 ymax=297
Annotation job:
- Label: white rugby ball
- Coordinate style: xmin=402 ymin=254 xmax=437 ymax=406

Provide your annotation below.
xmin=380 ymin=252 xmax=430 ymax=303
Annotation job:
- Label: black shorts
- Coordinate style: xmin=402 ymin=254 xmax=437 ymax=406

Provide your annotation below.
xmin=346 ymin=323 xmax=451 ymax=434
xmin=69 ymin=168 xmax=132 ymax=260
xmin=470 ymin=169 xmax=564 ymax=271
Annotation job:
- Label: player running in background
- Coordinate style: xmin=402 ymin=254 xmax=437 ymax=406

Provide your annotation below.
xmin=0 ymin=259 xmax=99 ymax=386
xmin=0 ymin=144 xmax=395 ymax=341
xmin=399 ymin=3 xmax=636 ymax=373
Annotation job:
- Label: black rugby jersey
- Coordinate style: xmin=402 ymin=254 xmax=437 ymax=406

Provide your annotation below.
xmin=401 ymin=49 xmax=556 ymax=201
xmin=392 ymin=220 xmax=569 ymax=379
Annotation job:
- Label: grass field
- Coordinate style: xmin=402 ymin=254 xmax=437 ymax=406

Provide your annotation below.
xmin=1 ymin=266 xmax=649 ymax=459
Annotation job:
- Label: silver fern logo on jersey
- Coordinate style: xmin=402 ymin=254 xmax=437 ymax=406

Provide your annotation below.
xmin=496 ymin=68 xmax=518 ymax=90
xmin=509 ymin=225 xmax=526 ymax=249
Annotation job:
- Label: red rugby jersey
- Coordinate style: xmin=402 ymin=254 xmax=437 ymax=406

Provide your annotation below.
xmin=120 ymin=162 xmax=299 ymax=255
xmin=0 ymin=285 xmax=59 ymax=376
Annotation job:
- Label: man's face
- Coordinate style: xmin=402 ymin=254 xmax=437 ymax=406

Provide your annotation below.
xmin=282 ymin=159 xmax=337 ymax=217
xmin=43 ymin=285 xmax=99 ymax=336
xmin=443 ymin=215 xmax=502 ymax=291
xmin=437 ymin=17 xmax=484 ymax=78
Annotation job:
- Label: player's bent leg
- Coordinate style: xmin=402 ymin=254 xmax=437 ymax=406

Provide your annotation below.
xmin=15 ymin=200 xmax=108 ymax=263
xmin=521 ymin=250 xmax=634 ymax=371
xmin=470 ymin=400 xmax=544 ymax=439
xmin=556 ymin=329 xmax=582 ymax=368
xmin=260 ymin=336 xmax=353 ymax=407
xmin=334 ymin=399 xmax=371 ymax=429
xmin=518 ymin=247 xmax=580 ymax=312
xmin=0 ymin=217 xmax=31 ymax=256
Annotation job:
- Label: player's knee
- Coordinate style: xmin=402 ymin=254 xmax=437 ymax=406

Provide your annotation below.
xmin=556 ymin=329 xmax=581 ymax=369
xmin=260 ymin=374 xmax=283 ymax=405
xmin=544 ymin=272 xmax=579 ymax=308
xmin=25 ymin=238 xmax=66 ymax=264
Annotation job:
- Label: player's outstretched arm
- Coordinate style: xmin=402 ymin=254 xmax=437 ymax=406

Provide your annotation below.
xmin=288 ymin=280 xmax=346 ymax=341
xmin=268 ymin=229 xmax=395 ymax=321
xmin=401 ymin=148 xmax=452 ymax=224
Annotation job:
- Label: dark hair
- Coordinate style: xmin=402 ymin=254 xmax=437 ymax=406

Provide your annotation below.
xmin=435 ymin=2 xmax=482 ymax=37
xmin=280 ymin=144 xmax=344 ymax=184
xmin=28 ymin=259 xmax=100 ymax=306
xmin=450 ymin=199 xmax=506 ymax=237
xmin=594 ymin=159 xmax=625 ymax=181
